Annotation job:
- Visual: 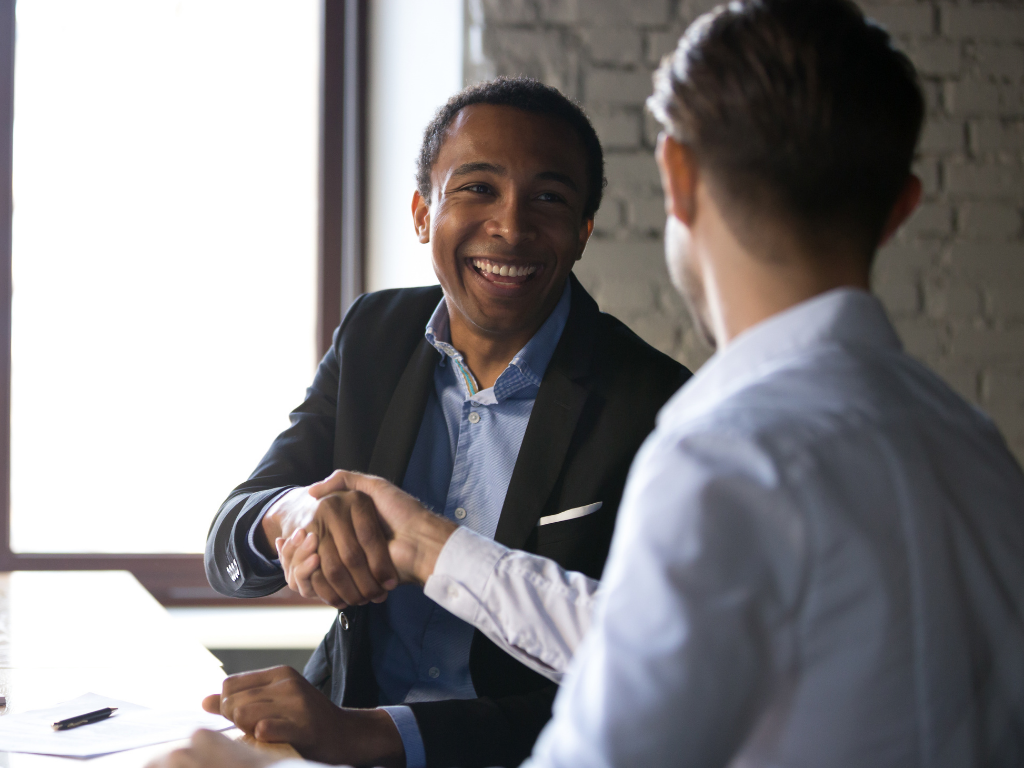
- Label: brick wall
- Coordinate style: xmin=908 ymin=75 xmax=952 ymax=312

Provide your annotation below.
xmin=465 ymin=0 xmax=1024 ymax=463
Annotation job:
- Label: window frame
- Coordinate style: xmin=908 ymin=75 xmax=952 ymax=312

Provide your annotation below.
xmin=0 ymin=0 xmax=367 ymax=606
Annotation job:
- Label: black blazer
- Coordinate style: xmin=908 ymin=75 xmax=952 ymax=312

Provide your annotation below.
xmin=205 ymin=275 xmax=689 ymax=767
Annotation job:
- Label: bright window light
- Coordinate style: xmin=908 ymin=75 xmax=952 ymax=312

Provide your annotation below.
xmin=10 ymin=0 xmax=320 ymax=553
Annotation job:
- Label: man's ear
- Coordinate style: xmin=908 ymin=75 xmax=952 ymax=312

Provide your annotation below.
xmin=878 ymin=174 xmax=922 ymax=247
xmin=575 ymin=218 xmax=595 ymax=262
xmin=412 ymin=190 xmax=431 ymax=244
xmin=655 ymin=134 xmax=698 ymax=227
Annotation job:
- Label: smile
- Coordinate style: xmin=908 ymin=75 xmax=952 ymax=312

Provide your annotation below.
xmin=470 ymin=258 xmax=540 ymax=286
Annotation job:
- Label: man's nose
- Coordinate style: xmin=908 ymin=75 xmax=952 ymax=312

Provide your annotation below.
xmin=484 ymin=195 xmax=537 ymax=246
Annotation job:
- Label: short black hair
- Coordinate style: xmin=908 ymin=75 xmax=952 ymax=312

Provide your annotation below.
xmin=647 ymin=0 xmax=925 ymax=257
xmin=416 ymin=77 xmax=606 ymax=220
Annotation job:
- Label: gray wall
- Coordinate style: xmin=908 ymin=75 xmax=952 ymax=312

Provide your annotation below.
xmin=465 ymin=0 xmax=1024 ymax=464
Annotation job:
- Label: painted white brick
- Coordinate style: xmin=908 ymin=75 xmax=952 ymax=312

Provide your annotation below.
xmin=908 ymin=40 xmax=962 ymax=76
xmin=585 ymin=28 xmax=643 ymax=65
xmin=942 ymin=6 xmax=1024 ymax=43
xmin=586 ymin=68 xmax=655 ymax=105
xmin=971 ymin=118 xmax=1024 ymax=153
xmin=472 ymin=0 xmax=1024 ymax=453
xmin=538 ymin=0 xmax=579 ymax=24
xmin=865 ymin=3 xmax=935 ymax=36
xmin=929 ymin=360 xmax=979 ymax=403
xmin=603 ymin=152 xmax=662 ymax=193
xmin=894 ymin=316 xmax=949 ymax=359
xmin=876 ymin=276 xmax=922 ymax=317
xmin=945 ymin=79 xmax=1023 ymax=116
xmin=983 ymin=368 xmax=1024 ymax=419
xmin=914 ymin=157 xmax=942 ymax=196
xmin=950 ymin=243 xmax=1024 ymax=281
xmin=949 ymin=321 xmax=1024 ymax=364
xmin=902 ymin=202 xmax=953 ymax=237
xmin=676 ymin=0 xmax=724 ymax=24
xmin=958 ymin=202 xmax=1022 ymax=240
xmin=874 ymin=240 xmax=941 ymax=274
xmin=945 ymin=162 xmax=1024 ymax=199
xmin=630 ymin=194 xmax=668 ymax=233
xmin=564 ymin=0 xmax=671 ymax=26
xmin=480 ymin=0 xmax=537 ymax=23
xmin=919 ymin=120 xmax=965 ymax=153
xmin=986 ymin=283 xmax=1024 ymax=320
xmin=646 ymin=30 xmax=680 ymax=65
xmin=972 ymin=43 xmax=1024 ymax=80
xmin=591 ymin=109 xmax=643 ymax=149
xmin=922 ymin=274 xmax=981 ymax=319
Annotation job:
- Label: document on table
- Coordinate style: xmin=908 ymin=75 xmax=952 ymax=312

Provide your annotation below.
xmin=0 ymin=692 xmax=233 ymax=758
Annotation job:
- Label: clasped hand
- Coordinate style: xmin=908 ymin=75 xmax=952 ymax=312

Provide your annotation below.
xmin=268 ymin=471 xmax=456 ymax=609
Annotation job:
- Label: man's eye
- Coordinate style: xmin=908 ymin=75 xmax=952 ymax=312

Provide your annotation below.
xmin=537 ymin=192 xmax=565 ymax=203
xmin=464 ymin=184 xmax=491 ymax=194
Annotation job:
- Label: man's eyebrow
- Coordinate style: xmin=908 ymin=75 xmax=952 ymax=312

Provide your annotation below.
xmin=451 ymin=162 xmax=506 ymax=178
xmin=537 ymin=171 xmax=579 ymax=192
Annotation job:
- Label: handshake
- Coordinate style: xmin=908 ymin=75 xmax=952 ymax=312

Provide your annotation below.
xmin=260 ymin=471 xmax=458 ymax=607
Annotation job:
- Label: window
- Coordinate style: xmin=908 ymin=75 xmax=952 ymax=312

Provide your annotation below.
xmin=0 ymin=0 xmax=367 ymax=604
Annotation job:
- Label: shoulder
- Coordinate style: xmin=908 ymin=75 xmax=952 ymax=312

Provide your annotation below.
xmin=603 ymin=418 xmax=807 ymax=615
xmin=333 ymin=286 xmax=443 ymax=351
xmin=342 ymin=285 xmax=444 ymax=329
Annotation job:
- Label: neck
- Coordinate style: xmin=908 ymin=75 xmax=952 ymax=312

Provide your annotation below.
xmin=695 ymin=187 xmax=871 ymax=348
xmin=447 ymin=311 xmax=540 ymax=391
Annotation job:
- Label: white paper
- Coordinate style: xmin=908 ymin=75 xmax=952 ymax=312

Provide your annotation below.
xmin=0 ymin=692 xmax=233 ymax=757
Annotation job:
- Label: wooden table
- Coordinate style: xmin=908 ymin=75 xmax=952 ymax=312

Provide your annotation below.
xmin=0 ymin=571 xmax=232 ymax=767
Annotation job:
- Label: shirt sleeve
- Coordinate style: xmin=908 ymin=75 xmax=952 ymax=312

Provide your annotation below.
xmin=522 ymin=427 xmax=807 ymax=768
xmin=423 ymin=526 xmax=600 ymax=683
xmin=380 ymin=705 xmax=427 ymax=768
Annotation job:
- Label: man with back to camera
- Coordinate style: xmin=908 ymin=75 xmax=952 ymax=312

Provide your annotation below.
xmin=172 ymin=0 xmax=1024 ymax=766
xmin=201 ymin=78 xmax=689 ymax=768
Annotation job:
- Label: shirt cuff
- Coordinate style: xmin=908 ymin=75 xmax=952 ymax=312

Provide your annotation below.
xmin=380 ymin=705 xmax=426 ymax=768
xmin=241 ymin=487 xmax=295 ymax=576
xmin=423 ymin=525 xmax=508 ymax=623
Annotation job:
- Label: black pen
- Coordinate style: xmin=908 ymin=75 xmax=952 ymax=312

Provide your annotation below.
xmin=52 ymin=707 xmax=118 ymax=731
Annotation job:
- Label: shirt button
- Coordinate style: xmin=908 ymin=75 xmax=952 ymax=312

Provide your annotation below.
xmin=468 ymin=411 xmax=481 ymax=424
xmin=454 ymin=507 xmax=467 ymax=520
xmin=447 ymin=585 xmax=460 ymax=599
xmin=428 ymin=667 xmax=440 ymax=679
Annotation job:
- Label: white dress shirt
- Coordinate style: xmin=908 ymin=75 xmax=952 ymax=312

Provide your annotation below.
xmin=429 ymin=288 xmax=1024 ymax=767
xmin=271 ymin=288 xmax=1024 ymax=768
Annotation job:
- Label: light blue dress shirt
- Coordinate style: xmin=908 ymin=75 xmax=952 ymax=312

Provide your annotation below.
xmin=243 ymin=280 xmax=571 ymax=768
xmin=376 ymin=281 xmax=571 ymax=766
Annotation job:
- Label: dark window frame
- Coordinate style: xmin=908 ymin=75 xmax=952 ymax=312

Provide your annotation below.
xmin=0 ymin=0 xmax=367 ymax=606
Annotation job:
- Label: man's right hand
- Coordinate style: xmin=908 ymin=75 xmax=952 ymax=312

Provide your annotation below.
xmin=261 ymin=486 xmax=398 ymax=608
xmin=278 ymin=472 xmax=457 ymax=603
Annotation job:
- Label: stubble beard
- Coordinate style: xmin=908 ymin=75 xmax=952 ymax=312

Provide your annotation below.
xmin=665 ymin=216 xmax=717 ymax=352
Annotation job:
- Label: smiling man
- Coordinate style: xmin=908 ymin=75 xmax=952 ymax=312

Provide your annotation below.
xmin=204 ymin=78 xmax=689 ymax=768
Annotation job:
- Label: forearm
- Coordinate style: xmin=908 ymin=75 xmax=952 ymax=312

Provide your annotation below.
xmin=423 ymin=527 xmax=600 ymax=682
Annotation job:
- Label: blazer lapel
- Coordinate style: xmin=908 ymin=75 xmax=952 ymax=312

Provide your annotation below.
xmin=493 ymin=276 xmax=599 ymax=550
xmin=367 ymin=338 xmax=438 ymax=485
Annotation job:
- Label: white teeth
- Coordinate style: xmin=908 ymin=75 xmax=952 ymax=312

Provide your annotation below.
xmin=471 ymin=260 xmax=538 ymax=278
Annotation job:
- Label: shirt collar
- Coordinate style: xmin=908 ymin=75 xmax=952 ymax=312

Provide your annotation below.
xmin=424 ymin=278 xmax=572 ymax=399
xmin=662 ymin=287 xmax=903 ymax=425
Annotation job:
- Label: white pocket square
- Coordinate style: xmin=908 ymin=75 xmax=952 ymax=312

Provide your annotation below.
xmin=538 ymin=502 xmax=603 ymax=526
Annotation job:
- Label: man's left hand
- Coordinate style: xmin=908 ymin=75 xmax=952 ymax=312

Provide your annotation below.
xmin=201 ymin=666 xmax=405 ymax=767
